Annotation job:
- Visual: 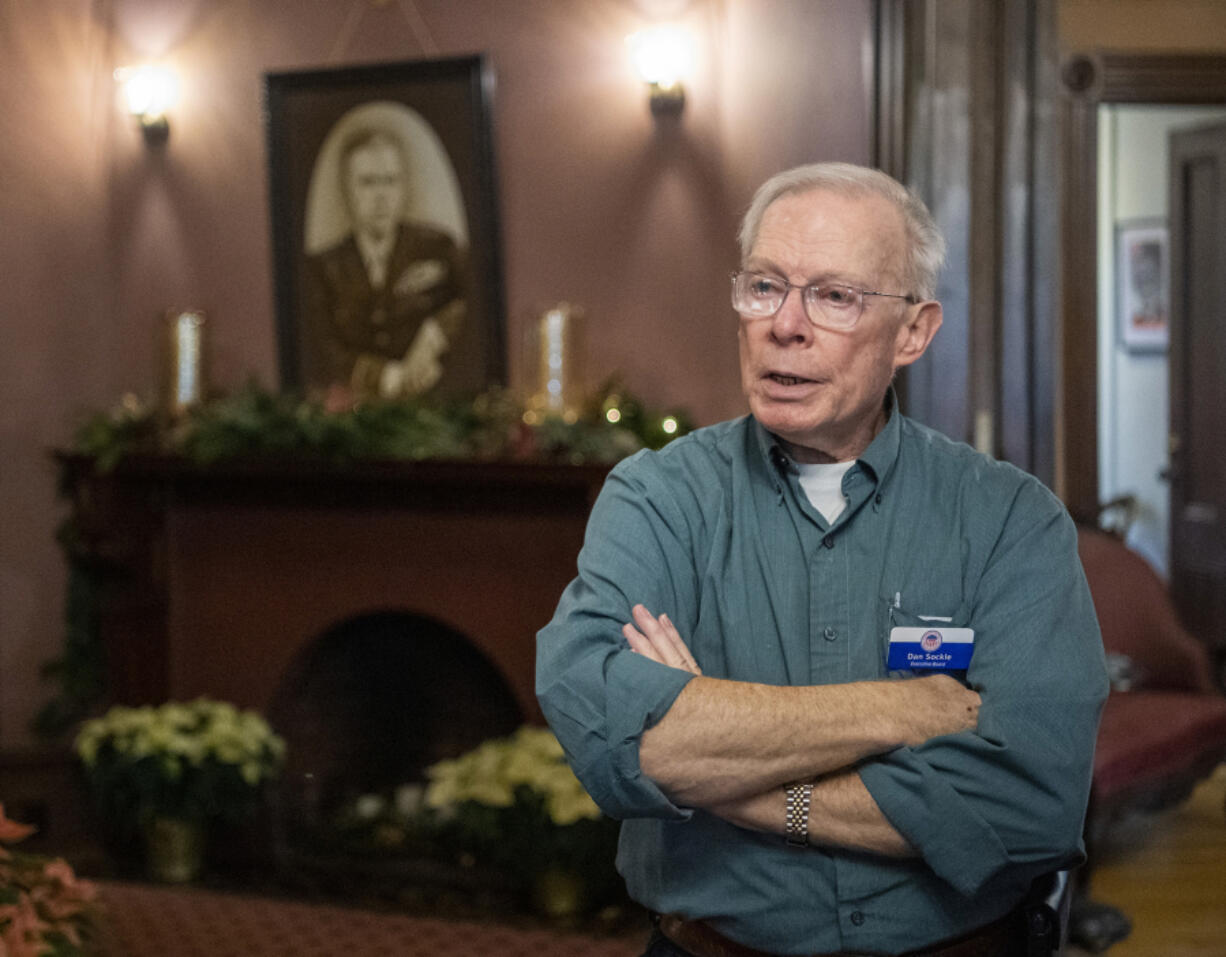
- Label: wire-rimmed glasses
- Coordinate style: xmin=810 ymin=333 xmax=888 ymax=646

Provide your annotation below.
xmin=730 ymin=270 xmax=917 ymax=332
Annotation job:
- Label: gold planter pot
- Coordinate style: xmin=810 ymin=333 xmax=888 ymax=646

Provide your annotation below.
xmin=144 ymin=816 xmax=205 ymax=884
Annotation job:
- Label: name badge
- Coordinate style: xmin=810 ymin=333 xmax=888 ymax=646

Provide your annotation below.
xmin=887 ymin=627 xmax=975 ymax=670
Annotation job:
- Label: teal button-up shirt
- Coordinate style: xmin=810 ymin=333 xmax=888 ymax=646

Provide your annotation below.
xmin=536 ymin=402 xmax=1108 ymax=956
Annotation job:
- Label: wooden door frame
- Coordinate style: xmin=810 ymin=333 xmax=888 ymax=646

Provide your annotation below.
xmin=1059 ymin=52 xmax=1226 ymax=517
xmin=875 ymin=0 xmax=1060 ymax=480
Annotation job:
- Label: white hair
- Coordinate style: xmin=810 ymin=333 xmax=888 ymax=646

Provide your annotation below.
xmin=738 ymin=162 xmax=946 ymax=300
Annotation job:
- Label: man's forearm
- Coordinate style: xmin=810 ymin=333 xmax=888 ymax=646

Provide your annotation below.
xmin=639 ymin=673 xmax=978 ymax=806
xmin=640 ymin=677 xmax=906 ymax=804
xmin=708 ymin=770 xmax=915 ymax=858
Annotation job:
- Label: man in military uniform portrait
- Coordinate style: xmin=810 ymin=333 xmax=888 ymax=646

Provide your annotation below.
xmin=303 ymin=126 xmax=468 ymax=399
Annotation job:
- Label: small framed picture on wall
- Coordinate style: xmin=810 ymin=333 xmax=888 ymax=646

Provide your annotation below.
xmin=1115 ymin=218 xmax=1169 ymax=354
xmin=265 ymin=56 xmax=506 ymax=401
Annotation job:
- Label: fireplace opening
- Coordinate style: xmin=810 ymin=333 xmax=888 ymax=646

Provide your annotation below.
xmin=266 ymin=608 xmax=525 ymax=880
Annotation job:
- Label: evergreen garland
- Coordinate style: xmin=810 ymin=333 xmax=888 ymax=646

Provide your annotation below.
xmin=69 ymin=380 xmax=691 ymax=471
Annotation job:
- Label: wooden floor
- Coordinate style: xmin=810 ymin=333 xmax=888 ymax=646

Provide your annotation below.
xmin=1070 ymin=764 xmax=1226 ymax=956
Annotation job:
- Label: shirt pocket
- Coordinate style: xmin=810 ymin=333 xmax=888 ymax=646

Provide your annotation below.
xmin=879 ymin=595 xmax=973 ymax=681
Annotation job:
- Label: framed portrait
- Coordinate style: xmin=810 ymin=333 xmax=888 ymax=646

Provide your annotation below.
xmin=1115 ymin=219 xmax=1169 ymax=354
xmin=265 ymin=56 xmax=506 ymax=400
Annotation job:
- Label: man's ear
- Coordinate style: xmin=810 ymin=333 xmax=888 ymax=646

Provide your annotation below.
xmin=893 ymin=301 xmax=942 ymax=371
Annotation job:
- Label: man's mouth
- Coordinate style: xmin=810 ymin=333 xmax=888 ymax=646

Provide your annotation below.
xmin=767 ymin=372 xmax=815 ymax=386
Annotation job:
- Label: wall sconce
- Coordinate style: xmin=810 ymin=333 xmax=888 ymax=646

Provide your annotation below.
xmin=627 ymin=25 xmax=693 ymax=116
xmin=115 ymin=64 xmax=178 ymax=144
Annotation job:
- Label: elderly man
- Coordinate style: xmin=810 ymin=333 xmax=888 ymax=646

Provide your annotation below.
xmin=536 ymin=163 xmax=1107 ymax=957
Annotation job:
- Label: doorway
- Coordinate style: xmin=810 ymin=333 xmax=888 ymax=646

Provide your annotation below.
xmin=1095 ymin=105 xmax=1226 ymax=576
xmin=1060 ymin=53 xmax=1226 ymax=679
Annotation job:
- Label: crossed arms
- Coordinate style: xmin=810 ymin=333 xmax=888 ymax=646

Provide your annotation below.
xmin=536 ymin=452 xmax=1108 ymax=896
xmin=623 ymin=604 xmax=981 ymax=856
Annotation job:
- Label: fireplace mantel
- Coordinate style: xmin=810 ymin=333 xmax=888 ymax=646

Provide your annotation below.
xmin=59 ymin=455 xmax=611 ymax=722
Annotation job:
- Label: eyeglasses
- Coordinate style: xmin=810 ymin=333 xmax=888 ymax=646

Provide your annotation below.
xmin=730 ymin=270 xmax=917 ymax=332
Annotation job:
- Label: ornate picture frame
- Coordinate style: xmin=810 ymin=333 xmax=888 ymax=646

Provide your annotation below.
xmin=265 ymin=56 xmax=505 ymax=399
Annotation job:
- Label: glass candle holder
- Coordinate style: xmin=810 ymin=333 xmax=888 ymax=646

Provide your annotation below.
xmin=524 ymin=302 xmax=584 ymax=422
xmin=161 ymin=309 xmax=207 ymax=417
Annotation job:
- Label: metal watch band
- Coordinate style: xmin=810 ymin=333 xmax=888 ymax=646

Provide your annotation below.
xmin=784 ymin=782 xmax=813 ymax=847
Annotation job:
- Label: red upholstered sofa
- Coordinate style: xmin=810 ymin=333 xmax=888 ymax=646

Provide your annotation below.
xmin=1071 ymin=525 xmax=1226 ymax=950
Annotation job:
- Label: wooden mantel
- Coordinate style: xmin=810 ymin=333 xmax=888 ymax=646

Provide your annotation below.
xmin=58 ymin=455 xmax=611 ymax=722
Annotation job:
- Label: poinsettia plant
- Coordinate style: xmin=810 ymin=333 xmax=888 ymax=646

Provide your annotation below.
xmin=421 ymin=726 xmax=610 ymax=870
xmin=0 ymin=804 xmax=97 ymax=957
xmin=74 ymin=699 xmax=286 ymax=844
xmin=333 ymin=726 xmax=623 ymax=916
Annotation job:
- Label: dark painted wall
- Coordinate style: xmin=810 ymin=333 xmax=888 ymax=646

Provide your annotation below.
xmin=0 ymin=0 xmax=874 ymax=744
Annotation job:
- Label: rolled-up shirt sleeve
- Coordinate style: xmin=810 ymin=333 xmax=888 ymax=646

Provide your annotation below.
xmin=859 ymin=485 xmax=1109 ymax=897
xmin=536 ymin=454 xmax=700 ymax=821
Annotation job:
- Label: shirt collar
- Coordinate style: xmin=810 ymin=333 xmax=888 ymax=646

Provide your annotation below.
xmin=752 ymin=387 xmax=903 ymax=489
xmin=355 ymin=228 xmax=396 ymax=270
xmin=856 ymin=387 xmax=902 ymax=487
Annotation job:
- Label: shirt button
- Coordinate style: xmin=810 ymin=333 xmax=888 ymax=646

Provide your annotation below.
xmin=822 ymin=535 xmax=834 ymax=549
xmin=823 ymin=627 xmax=837 ymax=641
xmin=850 ymin=911 xmax=865 ymax=926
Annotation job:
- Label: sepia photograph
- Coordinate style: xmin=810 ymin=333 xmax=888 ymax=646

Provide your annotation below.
xmin=265 ymin=56 xmax=505 ymax=399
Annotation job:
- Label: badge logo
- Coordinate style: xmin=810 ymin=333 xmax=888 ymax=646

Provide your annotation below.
xmin=920 ymin=631 xmax=943 ymax=652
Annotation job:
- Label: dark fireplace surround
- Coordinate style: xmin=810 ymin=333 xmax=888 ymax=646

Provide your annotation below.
xmin=62 ymin=456 xmax=607 ymax=848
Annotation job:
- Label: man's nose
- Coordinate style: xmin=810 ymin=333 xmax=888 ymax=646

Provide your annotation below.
xmin=770 ymin=288 xmax=813 ymax=343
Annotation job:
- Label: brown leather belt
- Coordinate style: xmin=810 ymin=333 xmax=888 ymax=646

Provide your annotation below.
xmin=655 ymin=908 xmax=1021 ymax=957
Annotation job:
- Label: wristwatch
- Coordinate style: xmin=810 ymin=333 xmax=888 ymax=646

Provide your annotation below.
xmin=784 ymin=782 xmax=814 ymax=847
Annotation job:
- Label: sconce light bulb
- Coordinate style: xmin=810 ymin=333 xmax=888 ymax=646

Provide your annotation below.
xmin=116 ymin=64 xmax=178 ymax=123
xmin=627 ymin=25 xmax=693 ymax=89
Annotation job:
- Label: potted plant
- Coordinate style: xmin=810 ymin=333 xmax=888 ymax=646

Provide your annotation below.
xmin=1 ymin=803 xmax=97 ymax=955
xmin=74 ymin=699 xmax=286 ymax=882
xmin=336 ymin=725 xmax=622 ymax=920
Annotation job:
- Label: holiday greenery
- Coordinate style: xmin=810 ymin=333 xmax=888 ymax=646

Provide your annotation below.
xmin=68 ymin=381 xmax=692 ymax=472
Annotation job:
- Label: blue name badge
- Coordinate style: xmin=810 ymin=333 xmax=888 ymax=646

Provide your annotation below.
xmin=887 ymin=626 xmax=975 ymax=670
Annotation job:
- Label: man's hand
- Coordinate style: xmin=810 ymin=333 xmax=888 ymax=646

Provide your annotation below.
xmin=894 ymin=673 xmax=980 ymax=744
xmin=400 ymin=318 xmax=448 ymax=394
xmin=380 ymin=319 xmax=450 ymax=397
xmin=623 ymin=604 xmax=702 ymax=676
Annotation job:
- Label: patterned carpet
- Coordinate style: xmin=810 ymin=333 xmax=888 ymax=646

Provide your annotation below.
xmin=92 ymin=881 xmax=644 ymax=957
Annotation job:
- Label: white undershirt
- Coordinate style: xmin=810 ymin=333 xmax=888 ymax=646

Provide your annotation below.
xmin=794 ymin=460 xmax=855 ymax=525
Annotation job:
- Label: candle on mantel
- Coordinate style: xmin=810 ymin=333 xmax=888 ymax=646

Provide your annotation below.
xmin=527 ymin=302 xmax=583 ymax=422
xmin=162 ymin=309 xmax=207 ymax=417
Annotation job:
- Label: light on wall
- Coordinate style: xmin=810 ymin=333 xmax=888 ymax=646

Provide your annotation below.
xmin=115 ymin=64 xmax=178 ymax=144
xmin=627 ymin=25 xmax=693 ymax=115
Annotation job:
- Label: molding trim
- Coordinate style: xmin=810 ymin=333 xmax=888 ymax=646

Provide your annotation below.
xmin=1059 ymin=52 xmax=1226 ymax=514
